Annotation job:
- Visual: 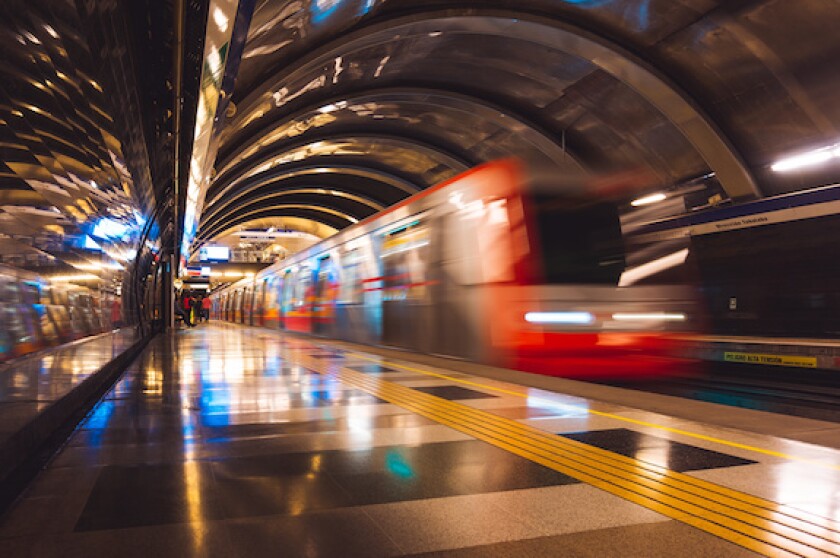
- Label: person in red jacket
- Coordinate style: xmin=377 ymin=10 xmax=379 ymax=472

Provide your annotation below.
xmin=180 ymin=293 xmax=194 ymax=327
xmin=202 ymin=295 xmax=212 ymax=322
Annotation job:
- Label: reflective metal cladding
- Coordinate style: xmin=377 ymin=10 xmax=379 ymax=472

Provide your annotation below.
xmin=193 ymin=0 xmax=840 ymax=257
xmin=0 ymin=0 xmax=165 ymax=357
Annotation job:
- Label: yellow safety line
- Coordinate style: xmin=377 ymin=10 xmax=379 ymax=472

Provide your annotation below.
xmin=335 ymin=349 xmax=840 ymax=473
xmin=298 ymin=352 xmax=840 ymax=558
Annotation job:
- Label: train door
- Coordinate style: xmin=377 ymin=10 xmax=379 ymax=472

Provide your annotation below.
xmin=243 ymin=286 xmax=252 ymax=324
xmin=253 ymin=282 xmax=264 ymax=326
xmin=233 ymin=290 xmax=241 ymax=323
xmin=335 ymin=241 xmax=379 ymax=344
xmin=313 ymin=256 xmax=337 ymax=336
xmin=280 ymin=270 xmax=293 ymax=329
xmin=434 ymin=197 xmax=516 ymax=361
xmin=285 ymin=264 xmax=313 ymax=333
xmin=434 ymin=209 xmax=494 ymax=360
xmin=380 ymin=216 xmax=434 ymax=353
xmin=263 ymin=276 xmax=280 ymax=328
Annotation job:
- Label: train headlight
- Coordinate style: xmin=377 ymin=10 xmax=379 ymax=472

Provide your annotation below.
xmin=611 ymin=312 xmax=686 ymax=322
xmin=525 ymin=312 xmax=595 ymax=325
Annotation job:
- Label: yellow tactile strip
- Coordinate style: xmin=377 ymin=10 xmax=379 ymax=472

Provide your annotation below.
xmin=299 ymin=353 xmax=840 ymax=558
xmin=343 ymin=349 xmax=840 ymax=472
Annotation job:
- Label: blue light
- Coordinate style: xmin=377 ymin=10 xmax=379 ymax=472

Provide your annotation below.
xmin=311 ymin=0 xmax=345 ymax=24
xmin=85 ymin=400 xmax=115 ymax=446
xmin=92 ymin=217 xmax=130 ymax=239
xmin=385 ymin=449 xmax=415 ymax=479
xmin=83 ymin=235 xmax=103 ymax=251
xmin=358 ymin=0 xmax=376 ymax=16
xmin=561 ymin=0 xmax=651 ymax=30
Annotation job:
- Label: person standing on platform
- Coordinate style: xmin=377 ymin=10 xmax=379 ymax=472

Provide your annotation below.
xmin=181 ymin=293 xmax=194 ymax=327
xmin=192 ymin=295 xmax=203 ymax=325
xmin=202 ymin=294 xmax=212 ymax=322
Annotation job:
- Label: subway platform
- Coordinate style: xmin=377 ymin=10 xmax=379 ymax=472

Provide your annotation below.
xmin=1 ymin=324 xmax=840 ymax=557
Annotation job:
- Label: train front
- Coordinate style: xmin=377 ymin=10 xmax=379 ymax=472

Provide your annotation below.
xmin=479 ymin=163 xmax=701 ymax=379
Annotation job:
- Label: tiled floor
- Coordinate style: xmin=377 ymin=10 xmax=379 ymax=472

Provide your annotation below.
xmin=3 ymin=323 xmax=840 ymax=556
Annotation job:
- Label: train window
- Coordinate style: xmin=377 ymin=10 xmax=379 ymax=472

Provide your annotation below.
xmin=381 ymin=220 xmax=431 ymax=301
xmin=294 ymin=266 xmax=312 ymax=308
xmin=254 ymin=282 xmax=264 ymax=315
xmin=266 ymin=276 xmax=280 ymax=313
xmin=338 ymin=248 xmax=363 ymax=304
xmin=281 ymin=270 xmax=294 ymax=311
xmin=443 ymin=198 xmax=516 ymax=286
xmin=532 ymin=197 xmax=625 ymax=285
xmin=315 ymin=257 xmax=337 ymax=312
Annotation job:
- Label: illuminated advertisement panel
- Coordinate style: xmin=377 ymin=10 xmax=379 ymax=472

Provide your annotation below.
xmin=198 ymin=246 xmax=230 ymax=262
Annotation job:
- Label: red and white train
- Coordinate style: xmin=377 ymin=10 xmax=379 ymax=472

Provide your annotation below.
xmin=213 ymin=160 xmax=697 ymax=377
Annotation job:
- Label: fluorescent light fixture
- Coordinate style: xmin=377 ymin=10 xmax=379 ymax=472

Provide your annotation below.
xmin=771 ymin=144 xmax=840 ymax=172
xmin=525 ymin=312 xmax=594 ymax=325
xmin=612 ymin=312 xmax=686 ymax=322
xmin=631 ymin=192 xmax=667 ymax=207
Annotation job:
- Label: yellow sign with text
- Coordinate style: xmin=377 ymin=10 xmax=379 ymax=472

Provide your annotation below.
xmin=723 ymin=352 xmax=817 ymax=368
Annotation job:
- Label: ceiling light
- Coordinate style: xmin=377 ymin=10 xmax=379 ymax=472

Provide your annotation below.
xmin=631 ymin=193 xmax=667 ymax=207
xmin=771 ymin=143 xmax=840 ymax=172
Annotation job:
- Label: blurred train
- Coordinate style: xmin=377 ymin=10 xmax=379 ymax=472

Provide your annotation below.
xmin=0 ymin=264 xmax=118 ymax=361
xmin=213 ymin=160 xmax=698 ymax=377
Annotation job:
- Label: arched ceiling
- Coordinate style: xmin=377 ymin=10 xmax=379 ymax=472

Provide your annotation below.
xmin=190 ymin=0 xmax=840 ymax=255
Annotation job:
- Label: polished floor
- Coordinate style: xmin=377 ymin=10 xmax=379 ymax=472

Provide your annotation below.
xmin=2 ymin=323 xmax=840 ymax=556
xmin=0 ymin=328 xmax=139 ymax=448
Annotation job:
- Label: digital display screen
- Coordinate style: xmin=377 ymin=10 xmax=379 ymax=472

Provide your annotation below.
xmin=199 ymin=246 xmax=230 ymax=262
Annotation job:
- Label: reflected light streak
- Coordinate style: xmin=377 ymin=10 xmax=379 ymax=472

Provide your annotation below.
xmin=526 ymin=395 xmax=590 ymax=418
xmin=385 ymin=450 xmax=415 ymax=479
xmin=618 ymin=248 xmax=689 ymax=287
xmin=631 ymin=192 xmax=667 ymax=207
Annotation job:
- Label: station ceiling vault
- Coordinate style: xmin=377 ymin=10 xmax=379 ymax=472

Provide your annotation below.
xmin=3 ymin=1 xmax=840 ymax=270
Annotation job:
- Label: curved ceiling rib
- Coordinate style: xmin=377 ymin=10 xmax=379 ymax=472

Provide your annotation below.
xmin=206 ymin=164 xmax=421 ymax=214
xmin=223 ymin=12 xmax=757 ymax=199
xmin=195 ymin=204 xmax=358 ymax=246
xmin=199 ymin=185 xmax=388 ymax=237
xmin=221 ymin=87 xmax=585 ymax=183
xmin=212 ymin=133 xmax=473 ymax=193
